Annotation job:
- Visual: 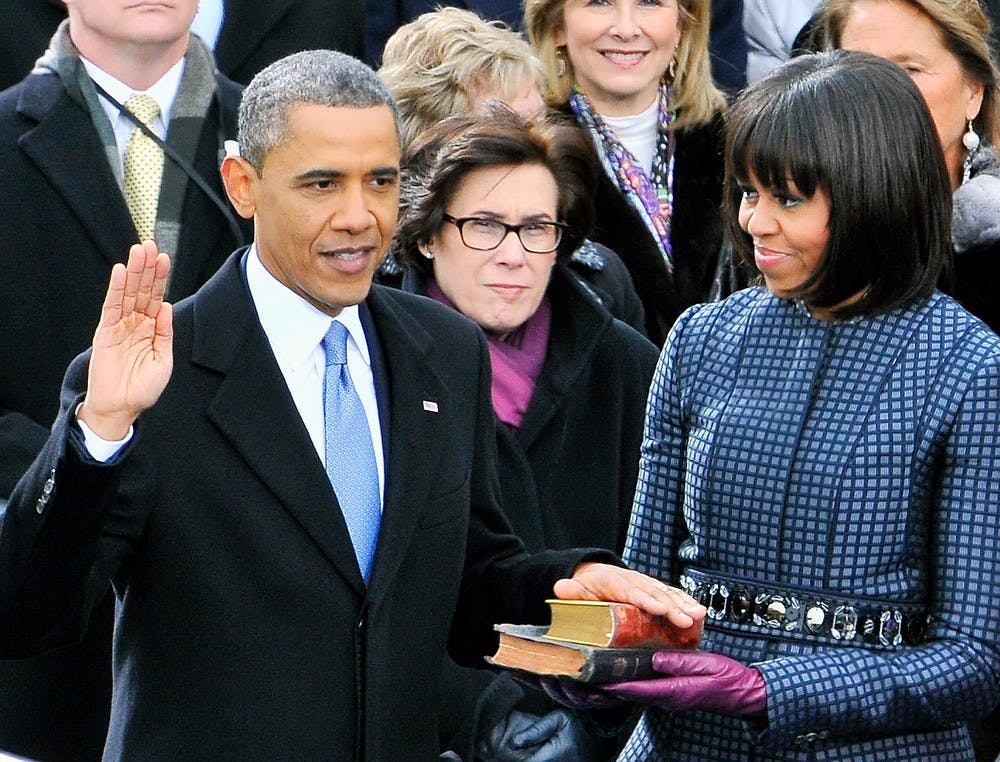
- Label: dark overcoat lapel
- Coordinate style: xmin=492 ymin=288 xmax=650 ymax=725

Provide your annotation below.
xmin=16 ymin=76 xmax=136 ymax=267
xmin=191 ymin=254 xmax=367 ymax=594
xmin=362 ymin=285 xmax=452 ymax=598
xmin=12 ymin=72 xmax=245 ymax=299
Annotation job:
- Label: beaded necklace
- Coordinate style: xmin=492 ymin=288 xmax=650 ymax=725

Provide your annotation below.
xmin=570 ymin=81 xmax=677 ymax=270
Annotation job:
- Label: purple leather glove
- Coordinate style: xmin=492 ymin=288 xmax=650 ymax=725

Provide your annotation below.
xmin=603 ymin=651 xmax=767 ymax=718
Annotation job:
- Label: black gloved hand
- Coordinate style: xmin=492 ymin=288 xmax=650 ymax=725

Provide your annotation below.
xmin=475 ymin=707 xmax=603 ymax=762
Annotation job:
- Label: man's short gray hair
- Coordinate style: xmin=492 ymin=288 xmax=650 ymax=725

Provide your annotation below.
xmin=237 ymin=50 xmax=400 ymax=171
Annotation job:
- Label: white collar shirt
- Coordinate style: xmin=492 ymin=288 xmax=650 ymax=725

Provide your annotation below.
xmin=245 ymin=246 xmax=385 ymax=506
xmin=82 ymin=56 xmax=185 ymax=166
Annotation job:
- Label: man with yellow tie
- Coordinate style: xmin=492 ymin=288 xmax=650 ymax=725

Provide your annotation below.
xmin=0 ymin=1 xmax=249 ymax=758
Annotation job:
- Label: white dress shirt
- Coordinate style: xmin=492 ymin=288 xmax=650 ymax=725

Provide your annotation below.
xmin=79 ymin=246 xmax=386 ymax=511
xmin=82 ymin=56 xmax=184 ymax=167
xmin=245 ymin=246 xmax=385 ymax=505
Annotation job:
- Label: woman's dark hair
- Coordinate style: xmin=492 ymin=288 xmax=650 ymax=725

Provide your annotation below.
xmin=393 ymin=105 xmax=597 ymax=272
xmin=724 ymin=49 xmax=952 ymax=318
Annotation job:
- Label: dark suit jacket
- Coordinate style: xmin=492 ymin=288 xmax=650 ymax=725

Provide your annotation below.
xmin=0 ymin=0 xmax=366 ymax=90
xmin=0 ymin=253 xmax=610 ymax=760
xmin=213 ymin=0 xmax=365 ymax=85
xmin=0 ymin=69 xmax=248 ymax=760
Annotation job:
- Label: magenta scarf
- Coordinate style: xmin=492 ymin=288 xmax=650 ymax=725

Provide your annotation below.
xmin=427 ymin=279 xmax=551 ymax=428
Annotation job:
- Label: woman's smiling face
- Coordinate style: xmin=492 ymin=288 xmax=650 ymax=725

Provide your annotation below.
xmin=556 ymin=0 xmax=681 ymax=116
xmin=738 ymin=173 xmax=834 ymax=315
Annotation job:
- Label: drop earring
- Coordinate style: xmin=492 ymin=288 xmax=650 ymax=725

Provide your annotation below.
xmin=556 ymin=48 xmax=567 ymax=79
xmin=962 ymin=120 xmax=980 ymax=184
xmin=963 ymin=120 xmax=981 ymax=152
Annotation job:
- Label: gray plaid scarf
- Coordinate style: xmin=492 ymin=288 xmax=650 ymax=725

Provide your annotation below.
xmin=34 ymin=21 xmax=220 ymax=276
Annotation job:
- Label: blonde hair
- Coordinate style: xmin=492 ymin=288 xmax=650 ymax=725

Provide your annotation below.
xmin=378 ymin=6 xmax=543 ymax=148
xmin=822 ymin=0 xmax=1000 ymax=147
xmin=524 ymin=0 xmax=725 ymax=130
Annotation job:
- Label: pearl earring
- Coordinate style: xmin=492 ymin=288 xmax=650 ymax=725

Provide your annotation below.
xmin=962 ymin=120 xmax=980 ymax=185
xmin=423 ymin=249 xmax=434 ymax=260
xmin=963 ymin=120 xmax=980 ymax=152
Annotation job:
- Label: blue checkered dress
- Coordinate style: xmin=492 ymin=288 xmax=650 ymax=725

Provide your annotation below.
xmin=620 ymin=288 xmax=1000 ymax=762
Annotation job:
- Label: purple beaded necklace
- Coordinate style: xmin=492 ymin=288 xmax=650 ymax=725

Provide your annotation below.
xmin=570 ymin=81 xmax=676 ymax=270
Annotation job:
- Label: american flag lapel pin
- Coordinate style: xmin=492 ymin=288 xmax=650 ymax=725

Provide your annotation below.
xmin=422 ymin=400 xmax=439 ymax=413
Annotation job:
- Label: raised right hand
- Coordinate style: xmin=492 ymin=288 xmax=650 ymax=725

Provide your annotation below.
xmin=77 ymin=241 xmax=173 ymax=440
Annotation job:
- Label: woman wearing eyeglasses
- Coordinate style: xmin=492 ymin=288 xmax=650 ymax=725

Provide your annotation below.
xmin=392 ymin=108 xmax=659 ymax=762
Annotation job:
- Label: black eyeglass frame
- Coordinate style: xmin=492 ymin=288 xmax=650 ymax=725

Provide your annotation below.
xmin=441 ymin=214 xmax=568 ymax=253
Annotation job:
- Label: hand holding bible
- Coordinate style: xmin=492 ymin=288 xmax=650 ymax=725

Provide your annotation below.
xmin=603 ymin=651 xmax=767 ymax=718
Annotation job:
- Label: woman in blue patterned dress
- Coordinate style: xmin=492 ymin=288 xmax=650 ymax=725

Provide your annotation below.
xmin=597 ymin=50 xmax=1000 ymax=761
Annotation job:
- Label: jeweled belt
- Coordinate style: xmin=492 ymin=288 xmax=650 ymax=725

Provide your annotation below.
xmin=680 ymin=568 xmax=929 ymax=649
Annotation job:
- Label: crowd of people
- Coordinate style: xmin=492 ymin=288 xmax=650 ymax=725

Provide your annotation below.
xmin=0 ymin=2 xmax=998 ymax=762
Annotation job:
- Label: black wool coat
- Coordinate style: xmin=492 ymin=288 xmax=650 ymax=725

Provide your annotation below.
xmin=563 ymin=105 xmax=727 ymax=346
xmin=0 ymin=69 xmax=249 ymax=762
xmin=399 ymin=265 xmax=659 ymax=758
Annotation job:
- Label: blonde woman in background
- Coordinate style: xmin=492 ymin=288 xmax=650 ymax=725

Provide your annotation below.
xmin=525 ymin=0 xmax=728 ymax=345
xmin=378 ymin=6 xmax=545 ymax=149
xmin=378 ymin=6 xmax=647 ymax=333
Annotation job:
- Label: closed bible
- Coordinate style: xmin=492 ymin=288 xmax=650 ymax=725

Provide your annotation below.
xmin=486 ymin=624 xmax=662 ymax=683
xmin=487 ymin=600 xmax=703 ymax=683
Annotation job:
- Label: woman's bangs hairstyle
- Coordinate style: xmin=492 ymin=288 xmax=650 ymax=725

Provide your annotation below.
xmin=525 ymin=0 xmax=724 ymax=129
xmin=725 ymin=50 xmax=951 ymax=317
xmin=823 ymin=0 xmax=1000 ymax=147
xmin=394 ymin=106 xmax=597 ymax=273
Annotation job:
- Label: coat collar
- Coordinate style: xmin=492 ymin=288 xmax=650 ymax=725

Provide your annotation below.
xmin=397 ymin=264 xmax=614 ymax=448
xmin=515 ymin=267 xmax=613 ymax=447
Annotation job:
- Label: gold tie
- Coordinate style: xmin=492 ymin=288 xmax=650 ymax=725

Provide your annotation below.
xmin=123 ymin=95 xmax=163 ymax=242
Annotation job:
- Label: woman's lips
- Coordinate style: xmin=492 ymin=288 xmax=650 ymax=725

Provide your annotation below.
xmin=601 ymin=50 xmax=648 ymax=67
xmin=486 ymin=283 xmax=528 ymax=298
xmin=753 ymin=245 xmax=790 ymax=271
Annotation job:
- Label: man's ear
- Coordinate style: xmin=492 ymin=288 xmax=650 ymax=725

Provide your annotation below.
xmin=220 ymin=155 xmax=257 ymax=220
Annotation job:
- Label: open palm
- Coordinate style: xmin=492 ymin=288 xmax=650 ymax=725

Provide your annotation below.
xmin=78 ymin=242 xmax=174 ymax=440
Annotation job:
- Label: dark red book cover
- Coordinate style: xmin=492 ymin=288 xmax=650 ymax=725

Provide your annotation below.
xmin=544 ymin=600 xmax=703 ymax=650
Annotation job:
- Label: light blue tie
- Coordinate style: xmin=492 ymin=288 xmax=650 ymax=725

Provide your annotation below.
xmin=322 ymin=321 xmax=381 ymax=582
